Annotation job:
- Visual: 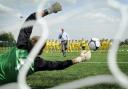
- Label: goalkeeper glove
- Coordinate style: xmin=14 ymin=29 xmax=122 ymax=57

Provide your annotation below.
xmin=72 ymin=50 xmax=91 ymax=64
xmin=47 ymin=2 xmax=62 ymax=14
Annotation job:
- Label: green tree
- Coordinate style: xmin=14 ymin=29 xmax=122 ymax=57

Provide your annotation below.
xmin=124 ymin=39 xmax=128 ymax=45
xmin=0 ymin=32 xmax=16 ymax=47
xmin=0 ymin=32 xmax=15 ymax=41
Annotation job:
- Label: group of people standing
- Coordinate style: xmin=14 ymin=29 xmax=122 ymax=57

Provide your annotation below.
xmin=44 ymin=38 xmax=89 ymax=54
xmin=44 ymin=29 xmax=89 ymax=57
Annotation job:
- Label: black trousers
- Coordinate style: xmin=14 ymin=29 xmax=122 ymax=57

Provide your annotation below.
xmin=61 ymin=40 xmax=68 ymax=56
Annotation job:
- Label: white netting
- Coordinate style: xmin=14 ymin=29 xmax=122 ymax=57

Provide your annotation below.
xmin=0 ymin=0 xmax=128 ymax=89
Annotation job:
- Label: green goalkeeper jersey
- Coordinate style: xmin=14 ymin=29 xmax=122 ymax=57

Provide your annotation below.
xmin=0 ymin=47 xmax=34 ymax=84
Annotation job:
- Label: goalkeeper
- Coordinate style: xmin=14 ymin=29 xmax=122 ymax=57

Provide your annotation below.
xmin=0 ymin=2 xmax=91 ymax=84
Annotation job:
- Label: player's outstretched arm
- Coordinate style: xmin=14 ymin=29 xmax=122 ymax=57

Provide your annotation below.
xmin=34 ymin=50 xmax=91 ymax=71
xmin=34 ymin=57 xmax=73 ymax=71
xmin=16 ymin=2 xmax=62 ymax=52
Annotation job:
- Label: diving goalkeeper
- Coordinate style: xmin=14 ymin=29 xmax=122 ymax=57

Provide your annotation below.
xmin=0 ymin=2 xmax=91 ymax=84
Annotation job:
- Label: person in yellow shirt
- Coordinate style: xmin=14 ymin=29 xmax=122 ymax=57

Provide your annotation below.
xmin=54 ymin=40 xmax=59 ymax=52
xmin=75 ymin=40 xmax=80 ymax=52
xmin=80 ymin=38 xmax=86 ymax=50
xmin=43 ymin=40 xmax=49 ymax=53
xmin=48 ymin=40 xmax=53 ymax=53
xmin=51 ymin=39 xmax=55 ymax=52
xmin=104 ymin=39 xmax=108 ymax=50
xmin=67 ymin=40 xmax=72 ymax=52
xmin=101 ymin=39 xmax=108 ymax=51
xmin=106 ymin=39 xmax=110 ymax=50
xmin=70 ymin=40 xmax=75 ymax=52
xmin=57 ymin=40 xmax=61 ymax=52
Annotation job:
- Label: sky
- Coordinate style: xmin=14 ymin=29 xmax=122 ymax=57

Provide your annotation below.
xmin=0 ymin=0 xmax=128 ymax=40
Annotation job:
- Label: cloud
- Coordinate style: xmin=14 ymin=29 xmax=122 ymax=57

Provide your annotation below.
xmin=78 ymin=11 xmax=120 ymax=23
xmin=64 ymin=0 xmax=78 ymax=4
xmin=0 ymin=4 xmax=13 ymax=12
xmin=0 ymin=0 xmax=123 ymax=40
xmin=0 ymin=3 xmax=22 ymax=17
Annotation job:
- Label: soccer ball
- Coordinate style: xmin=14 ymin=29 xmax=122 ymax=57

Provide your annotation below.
xmin=88 ymin=38 xmax=101 ymax=51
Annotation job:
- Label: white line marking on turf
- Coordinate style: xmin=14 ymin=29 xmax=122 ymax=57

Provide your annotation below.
xmin=82 ymin=62 xmax=128 ymax=64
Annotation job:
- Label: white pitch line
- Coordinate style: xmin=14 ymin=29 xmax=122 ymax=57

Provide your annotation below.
xmin=81 ymin=62 xmax=128 ymax=64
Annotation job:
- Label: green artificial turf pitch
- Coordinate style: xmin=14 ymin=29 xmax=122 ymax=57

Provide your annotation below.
xmin=27 ymin=47 xmax=128 ymax=89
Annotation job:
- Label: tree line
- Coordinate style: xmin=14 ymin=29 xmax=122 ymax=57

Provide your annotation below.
xmin=0 ymin=32 xmax=16 ymax=47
